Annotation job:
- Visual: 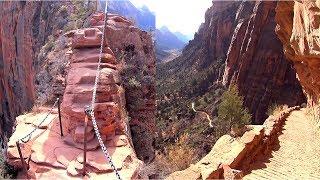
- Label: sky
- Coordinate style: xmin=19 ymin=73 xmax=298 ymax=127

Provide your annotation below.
xmin=130 ymin=0 xmax=212 ymax=36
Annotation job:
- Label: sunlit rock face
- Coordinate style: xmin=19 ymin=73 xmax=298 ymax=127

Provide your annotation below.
xmin=212 ymin=1 xmax=305 ymax=124
xmin=276 ymin=1 xmax=320 ymax=105
xmin=158 ymin=1 xmax=305 ymax=125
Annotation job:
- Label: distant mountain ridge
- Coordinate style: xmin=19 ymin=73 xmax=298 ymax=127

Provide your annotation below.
xmin=174 ymin=31 xmax=190 ymax=43
xmin=103 ymin=0 xmax=188 ymax=63
xmin=100 ymin=0 xmax=156 ymax=31
xmin=156 ymin=26 xmax=186 ymax=50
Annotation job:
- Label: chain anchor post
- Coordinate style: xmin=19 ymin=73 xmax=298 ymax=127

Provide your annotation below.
xmin=16 ymin=141 xmax=29 ymax=179
xmin=83 ymin=106 xmax=91 ymax=177
xmin=57 ymin=98 xmax=63 ymax=137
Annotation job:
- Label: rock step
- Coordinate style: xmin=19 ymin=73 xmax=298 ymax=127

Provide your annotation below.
xmin=70 ymin=61 xmax=117 ymax=70
xmin=62 ymin=102 xmax=120 ymax=120
xmin=62 ymin=93 xmax=124 ymax=108
xmin=66 ymin=28 xmax=107 ymax=49
xmin=64 ymin=83 xmax=120 ymax=95
xmin=71 ymin=48 xmax=117 ymax=64
xmin=66 ymin=66 xmax=121 ymax=86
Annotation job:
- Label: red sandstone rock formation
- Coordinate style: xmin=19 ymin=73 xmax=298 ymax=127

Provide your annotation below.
xmin=6 ymin=12 xmax=144 ymax=179
xmin=275 ymin=1 xmax=320 ymax=105
xmin=90 ymin=12 xmax=156 ymax=162
xmin=61 ymin=19 xmax=127 ymax=143
xmin=0 ymin=1 xmax=70 ymax=139
xmin=1 ymin=1 xmax=156 ymax=163
xmin=7 ymin=109 xmax=142 ymax=179
xmin=221 ymin=1 xmax=306 ymax=123
xmin=158 ymin=1 xmax=305 ymax=125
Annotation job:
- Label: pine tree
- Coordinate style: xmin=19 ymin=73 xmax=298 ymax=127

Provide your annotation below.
xmin=217 ymin=85 xmax=251 ymax=136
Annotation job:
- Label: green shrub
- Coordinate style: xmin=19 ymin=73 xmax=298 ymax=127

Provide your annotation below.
xmin=127 ymin=77 xmax=141 ymax=88
xmin=217 ymin=85 xmax=251 ymax=136
xmin=63 ymin=1 xmax=91 ymax=32
xmin=44 ymin=35 xmax=54 ymax=52
xmin=267 ymin=104 xmax=288 ymax=116
xmin=0 ymin=150 xmax=16 ymax=179
xmin=58 ymin=6 xmax=68 ymax=18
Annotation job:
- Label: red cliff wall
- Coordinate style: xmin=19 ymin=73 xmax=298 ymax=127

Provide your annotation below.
xmin=0 ymin=1 xmax=68 ymax=138
xmin=158 ymin=1 xmax=305 ymax=124
xmin=276 ymin=1 xmax=320 ymax=105
xmin=220 ymin=1 xmax=306 ymax=123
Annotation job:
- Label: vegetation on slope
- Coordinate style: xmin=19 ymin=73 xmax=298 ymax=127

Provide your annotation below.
xmin=0 ymin=150 xmax=16 ymax=179
xmin=217 ymin=85 xmax=251 ymax=137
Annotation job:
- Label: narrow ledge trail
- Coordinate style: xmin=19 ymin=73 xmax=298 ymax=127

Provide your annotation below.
xmin=244 ymin=109 xmax=320 ymax=179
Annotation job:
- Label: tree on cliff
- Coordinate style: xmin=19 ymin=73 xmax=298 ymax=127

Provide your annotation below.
xmin=217 ymin=85 xmax=251 ymax=136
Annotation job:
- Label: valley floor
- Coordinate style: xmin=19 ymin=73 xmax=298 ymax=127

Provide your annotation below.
xmin=244 ymin=109 xmax=320 ymax=179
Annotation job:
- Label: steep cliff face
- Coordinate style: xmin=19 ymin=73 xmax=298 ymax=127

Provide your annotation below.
xmin=0 ymin=1 xmax=69 ymax=138
xmin=276 ymin=1 xmax=320 ymax=105
xmin=222 ymin=1 xmax=306 ymax=123
xmin=158 ymin=1 xmax=305 ymax=126
xmin=101 ymin=14 xmax=156 ymax=162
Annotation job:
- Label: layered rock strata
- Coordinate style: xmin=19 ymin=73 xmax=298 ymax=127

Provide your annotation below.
xmin=221 ymin=1 xmax=306 ymax=123
xmin=7 ymin=109 xmax=141 ymax=179
xmin=86 ymin=12 xmax=156 ymax=162
xmin=276 ymin=1 xmax=320 ymax=105
xmin=6 ymin=12 xmax=144 ymax=179
xmin=158 ymin=1 xmax=305 ymax=124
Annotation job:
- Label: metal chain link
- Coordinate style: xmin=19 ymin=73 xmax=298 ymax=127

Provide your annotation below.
xmin=89 ymin=2 xmax=122 ymax=180
xmin=19 ymin=98 xmax=59 ymax=143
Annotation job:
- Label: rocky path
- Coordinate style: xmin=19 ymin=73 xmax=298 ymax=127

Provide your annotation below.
xmin=244 ymin=109 xmax=320 ymax=179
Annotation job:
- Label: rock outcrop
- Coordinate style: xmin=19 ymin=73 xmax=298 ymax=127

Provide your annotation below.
xmin=275 ymin=1 xmax=320 ymax=105
xmin=93 ymin=12 xmax=156 ymax=162
xmin=7 ymin=11 xmax=145 ymax=179
xmin=221 ymin=1 xmax=306 ymax=123
xmin=7 ymin=109 xmax=142 ymax=179
xmin=167 ymin=106 xmax=300 ymax=179
xmin=0 ymin=1 xmax=70 ymax=140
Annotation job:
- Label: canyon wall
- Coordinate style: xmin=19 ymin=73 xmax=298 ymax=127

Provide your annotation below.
xmin=0 ymin=1 xmax=69 ymax=138
xmin=158 ymin=1 xmax=306 ymax=124
xmin=276 ymin=1 xmax=320 ymax=105
xmin=221 ymin=1 xmax=306 ymax=124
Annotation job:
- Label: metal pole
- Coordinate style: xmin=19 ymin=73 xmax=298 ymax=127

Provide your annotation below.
xmin=83 ymin=106 xmax=90 ymax=176
xmin=57 ymin=98 xmax=63 ymax=137
xmin=16 ymin=141 xmax=29 ymax=179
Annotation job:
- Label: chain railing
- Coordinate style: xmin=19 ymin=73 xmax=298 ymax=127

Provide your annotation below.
xmin=16 ymin=98 xmax=63 ymax=179
xmin=19 ymin=98 xmax=59 ymax=143
xmin=86 ymin=1 xmax=122 ymax=179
